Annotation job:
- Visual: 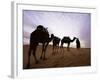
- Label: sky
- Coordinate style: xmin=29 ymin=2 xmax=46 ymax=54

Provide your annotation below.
xmin=23 ymin=10 xmax=91 ymax=48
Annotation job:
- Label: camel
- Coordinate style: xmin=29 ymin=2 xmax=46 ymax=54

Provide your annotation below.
xmin=26 ymin=25 xmax=54 ymax=68
xmin=52 ymin=35 xmax=61 ymax=55
xmin=61 ymin=36 xmax=76 ymax=51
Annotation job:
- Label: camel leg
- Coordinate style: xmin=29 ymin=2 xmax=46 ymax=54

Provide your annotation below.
xmin=40 ymin=43 xmax=45 ymax=59
xmin=52 ymin=45 xmax=55 ymax=55
xmin=60 ymin=43 xmax=64 ymax=53
xmin=56 ymin=46 xmax=59 ymax=54
xmin=56 ymin=46 xmax=58 ymax=54
xmin=67 ymin=43 xmax=70 ymax=51
xmin=53 ymin=45 xmax=56 ymax=55
xmin=32 ymin=44 xmax=38 ymax=64
xmin=26 ymin=47 xmax=31 ymax=69
xmin=60 ymin=46 xmax=62 ymax=53
xmin=56 ymin=46 xmax=58 ymax=53
xmin=43 ymin=43 xmax=48 ymax=60
xmin=55 ymin=46 xmax=57 ymax=54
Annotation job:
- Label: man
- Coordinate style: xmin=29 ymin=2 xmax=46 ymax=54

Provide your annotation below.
xmin=76 ymin=38 xmax=80 ymax=49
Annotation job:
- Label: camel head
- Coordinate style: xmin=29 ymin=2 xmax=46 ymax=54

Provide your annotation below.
xmin=73 ymin=37 xmax=77 ymax=40
xmin=51 ymin=34 xmax=54 ymax=39
xmin=36 ymin=25 xmax=44 ymax=31
xmin=48 ymin=34 xmax=54 ymax=42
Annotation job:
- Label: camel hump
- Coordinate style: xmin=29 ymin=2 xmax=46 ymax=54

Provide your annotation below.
xmin=63 ymin=36 xmax=70 ymax=40
xmin=54 ymin=36 xmax=60 ymax=41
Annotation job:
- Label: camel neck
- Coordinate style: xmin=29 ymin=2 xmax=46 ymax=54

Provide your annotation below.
xmin=71 ymin=38 xmax=76 ymax=42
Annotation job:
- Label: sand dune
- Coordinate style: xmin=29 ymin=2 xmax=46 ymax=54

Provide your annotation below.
xmin=23 ymin=45 xmax=91 ymax=69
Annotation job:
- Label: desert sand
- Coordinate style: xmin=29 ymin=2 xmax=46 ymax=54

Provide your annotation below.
xmin=23 ymin=45 xmax=91 ymax=69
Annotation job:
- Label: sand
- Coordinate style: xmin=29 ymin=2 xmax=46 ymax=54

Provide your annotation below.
xmin=23 ymin=45 xmax=91 ymax=69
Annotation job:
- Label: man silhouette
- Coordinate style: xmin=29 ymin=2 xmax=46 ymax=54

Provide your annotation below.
xmin=76 ymin=38 xmax=80 ymax=49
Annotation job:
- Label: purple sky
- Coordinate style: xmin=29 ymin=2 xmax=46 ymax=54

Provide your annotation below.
xmin=23 ymin=10 xmax=91 ymax=48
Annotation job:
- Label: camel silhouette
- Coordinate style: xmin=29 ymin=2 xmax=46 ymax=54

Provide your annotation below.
xmin=26 ymin=25 xmax=54 ymax=68
xmin=61 ymin=36 xmax=76 ymax=51
xmin=76 ymin=38 xmax=81 ymax=49
xmin=52 ymin=35 xmax=61 ymax=55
